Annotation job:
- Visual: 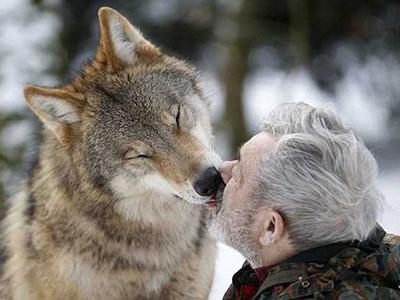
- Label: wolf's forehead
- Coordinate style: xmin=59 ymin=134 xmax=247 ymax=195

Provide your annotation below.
xmin=92 ymin=81 xmax=201 ymax=129
xmin=95 ymin=70 xmax=201 ymax=114
xmin=97 ymin=68 xmax=198 ymax=104
xmin=130 ymin=69 xmax=198 ymax=99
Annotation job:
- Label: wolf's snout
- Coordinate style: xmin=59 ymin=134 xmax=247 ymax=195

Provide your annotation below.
xmin=193 ymin=167 xmax=223 ymax=197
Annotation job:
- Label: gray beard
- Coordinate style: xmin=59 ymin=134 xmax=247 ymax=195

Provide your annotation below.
xmin=209 ymin=202 xmax=263 ymax=267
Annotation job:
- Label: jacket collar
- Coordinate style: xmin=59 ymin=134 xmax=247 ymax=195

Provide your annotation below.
xmin=283 ymin=241 xmax=357 ymax=264
xmin=281 ymin=223 xmax=386 ymax=265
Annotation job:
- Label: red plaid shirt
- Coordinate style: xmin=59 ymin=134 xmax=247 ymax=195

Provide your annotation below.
xmin=222 ymin=262 xmax=273 ymax=300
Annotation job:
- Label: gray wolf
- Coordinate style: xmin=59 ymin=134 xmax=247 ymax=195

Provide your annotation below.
xmin=1 ymin=7 xmax=221 ymax=300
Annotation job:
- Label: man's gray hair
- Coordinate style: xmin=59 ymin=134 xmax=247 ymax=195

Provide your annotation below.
xmin=255 ymin=102 xmax=383 ymax=251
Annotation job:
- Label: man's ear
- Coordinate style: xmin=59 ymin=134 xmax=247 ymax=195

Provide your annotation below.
xmin=259 ymin=209 xmax=285 ymax=246
xmin=97 ymin=7 xmax=160 ymax=69
xmin=24 ymin=85 xmax=82 ymax=144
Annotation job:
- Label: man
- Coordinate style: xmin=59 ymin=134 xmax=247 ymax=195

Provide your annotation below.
xmin=207 ymin=102 xmax=400 ymax=299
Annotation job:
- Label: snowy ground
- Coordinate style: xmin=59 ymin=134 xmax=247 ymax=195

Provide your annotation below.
xmin=208 ymin=169 xmax=400 ymax=300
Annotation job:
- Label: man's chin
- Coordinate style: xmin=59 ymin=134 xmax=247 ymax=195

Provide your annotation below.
xmin=208 ymin=217 xmax=225 ymax=242
xmin=207 ymin=202 xmax=230 ymax=242
xmin=209 ymin=219 xmax=263 ymax=267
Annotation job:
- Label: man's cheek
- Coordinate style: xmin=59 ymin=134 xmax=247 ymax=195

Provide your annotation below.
xmin=223 ymin=186 xmax=242 ymax=214
xmin=222 ymin=182 xmax=235 ymax=203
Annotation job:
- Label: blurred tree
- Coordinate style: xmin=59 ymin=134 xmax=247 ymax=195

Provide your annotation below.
xmin=288 ymin=0 xmax=310 ymax=66
xmin=0 ymin=0 xmax=61 ymax=213
xmin=0 ymin=112 xmax=26 ymax=213
xmin=219 ymin=0 xmax=254 ymax=152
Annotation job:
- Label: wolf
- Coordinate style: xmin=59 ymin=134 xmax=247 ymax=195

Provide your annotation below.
xmin=1 ymin=7 xmax=223 ymax=300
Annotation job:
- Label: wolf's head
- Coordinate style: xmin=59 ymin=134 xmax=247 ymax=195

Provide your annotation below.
xmin=24 ymin=7 xmax=221 ymax=209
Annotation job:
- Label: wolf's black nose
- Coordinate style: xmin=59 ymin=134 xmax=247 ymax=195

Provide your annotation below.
xmin=193 ymin=167 xmax=223 ymax=197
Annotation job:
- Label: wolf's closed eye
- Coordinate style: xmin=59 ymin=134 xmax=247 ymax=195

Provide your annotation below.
xmin=124 ymin=150 xmax=151 ymax=160
xmin=175 ymin=104 xmax=181 ymax=129
xmin=122 ymin=144 xmax=152 ymax=161
xmin=132 ymin=154 xmax=151 ymax=160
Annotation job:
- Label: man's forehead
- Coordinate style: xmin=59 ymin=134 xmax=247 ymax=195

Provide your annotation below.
xmin=241 ymin=132 xmax=277 ymax=158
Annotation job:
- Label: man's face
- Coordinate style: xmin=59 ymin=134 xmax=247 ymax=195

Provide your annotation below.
xmin=209 ymin=132 xmax=277 ymax=264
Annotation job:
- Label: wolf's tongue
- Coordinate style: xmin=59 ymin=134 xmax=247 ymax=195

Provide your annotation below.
xmin=207 ymin=195 xmax=217 ymax=208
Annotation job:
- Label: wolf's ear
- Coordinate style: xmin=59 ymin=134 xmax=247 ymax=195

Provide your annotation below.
xmin=97 ymin=7 xmax=159 ymax=68
xmin=24 ymin=85 xmax=81 ymax=144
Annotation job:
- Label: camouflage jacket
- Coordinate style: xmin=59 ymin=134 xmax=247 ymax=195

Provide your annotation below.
xmin=223 ymin=225 xmax=400 ymax=299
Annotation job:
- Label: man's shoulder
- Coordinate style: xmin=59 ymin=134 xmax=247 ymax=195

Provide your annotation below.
xmin=252 ymin=233 xmax=400 ymax=300
xmin=253 ymin=264 xmax=400 ymax=299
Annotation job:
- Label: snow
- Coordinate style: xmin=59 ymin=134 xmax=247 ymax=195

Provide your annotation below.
xmin=209 ymin=243 xmax=245 ymax=299
xmin=378 ymin=169 xmax=400 ymax=235
xmin=0 ymin=0 xmax=60 ymax=112
xmin=243 ymin=62 xmax=398 ymax=143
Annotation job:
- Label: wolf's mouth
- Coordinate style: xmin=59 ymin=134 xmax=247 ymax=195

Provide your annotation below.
xmin=206 ymin=182 xmax=225 ymax=210
xmin=206 ymin=195 xmax=219 ymax=208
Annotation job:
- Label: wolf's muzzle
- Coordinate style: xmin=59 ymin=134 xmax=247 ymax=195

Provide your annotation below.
xmin=193 ymin=167 xmax=224 ymax=197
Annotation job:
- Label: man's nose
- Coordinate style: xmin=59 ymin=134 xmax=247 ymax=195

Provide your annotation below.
xmin=193 ymin=167 xmax=223 ymax=197
xmin=219 ymin=160 xmax=237 ymax=184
